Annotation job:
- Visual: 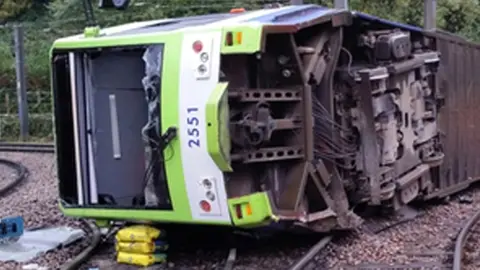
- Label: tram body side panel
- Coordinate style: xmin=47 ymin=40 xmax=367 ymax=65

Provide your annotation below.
xmin=431 ymin=32 xmax=480 ymax=197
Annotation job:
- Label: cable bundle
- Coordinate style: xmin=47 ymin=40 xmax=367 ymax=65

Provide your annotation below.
xmin=312 ymin=96 xmax=357 ymax=169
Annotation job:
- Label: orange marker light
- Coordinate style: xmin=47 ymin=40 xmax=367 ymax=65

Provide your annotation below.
xmin=235 ymin=32 xmax=243 ymax=45
xmin=230 ymin=8 xmax=246 ymax=13
xmin=245 ymin=203 xmax=252 ymax=216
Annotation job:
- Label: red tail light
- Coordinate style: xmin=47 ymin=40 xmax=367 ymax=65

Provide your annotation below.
xmin=193 ymin=40 xmax=203 ymax=53
xmin=200 ymin=200 xmax=211 ymax=212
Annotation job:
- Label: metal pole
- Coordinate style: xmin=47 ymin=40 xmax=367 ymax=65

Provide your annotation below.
xmin=290 ymin=0 xmax=303 ymax=5
xmin=334 ymin=0 xmax=348 ymax=9
xmin=13 ymin=25 xmax=28 ymax=140
xmin=424 ymin=0 xmax=436 ymax=30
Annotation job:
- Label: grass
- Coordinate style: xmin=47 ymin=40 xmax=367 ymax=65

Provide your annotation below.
xmin=0 ymin=114 xmax=53 ymax=141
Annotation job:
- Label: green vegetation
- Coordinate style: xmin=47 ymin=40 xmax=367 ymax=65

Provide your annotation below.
xmin=0 ymin=0 xmax=32 ymax=21
xmin=0 ymin=0 xmax=479 ymax=139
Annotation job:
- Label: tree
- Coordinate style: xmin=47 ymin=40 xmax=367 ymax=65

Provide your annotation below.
xmin=0 ymin=0 xmax=32 ymax=21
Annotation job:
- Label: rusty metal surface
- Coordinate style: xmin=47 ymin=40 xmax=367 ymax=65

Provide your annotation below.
xmin=433 ymin=33 xmax=480 ymax=196
xmin=349 ymin=9 xmax=480 ymax=198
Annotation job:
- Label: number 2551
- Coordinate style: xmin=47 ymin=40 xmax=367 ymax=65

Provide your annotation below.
xmin=187 ymin=108 xmax=200 ymax=148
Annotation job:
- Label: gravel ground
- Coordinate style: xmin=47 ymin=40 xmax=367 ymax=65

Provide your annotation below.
xmin=0 ymin=152 xmax=87 ymax=270
xmin=461 ymin=207 xmax=480 ymax=270
xmin=83 ymin=225 xmax=322 ymax=270
xmin=315 ymin=189 xmax=480 ymax=270
xmin=4 ymin=151 xmax=480 ymax=270
xmin=0 ymin=152 xmax=317 ymax=270
xmin=0 ymin=160 xmax=17 ymax=190
xmin=83 ymin=191 xmax=480 ymax=270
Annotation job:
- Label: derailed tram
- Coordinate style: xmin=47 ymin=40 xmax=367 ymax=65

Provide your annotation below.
xmin=51 ymin=4 xmax=479 ymax=232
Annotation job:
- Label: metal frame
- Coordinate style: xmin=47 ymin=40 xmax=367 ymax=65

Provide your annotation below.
xmin=84 ymin=58 xmax=99 ymax=204
xmin=69 ymin=52 xmax=84 ymax=205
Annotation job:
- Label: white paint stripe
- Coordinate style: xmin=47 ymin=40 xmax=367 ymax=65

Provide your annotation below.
xmin=178 ymin=32 xmax=230 ymax=222
xmin=69 ymin=53 xmax=84 ymax=206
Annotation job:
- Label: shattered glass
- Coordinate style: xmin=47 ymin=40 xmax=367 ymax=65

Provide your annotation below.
xmin=141 ymin=45 xmax=166 ymax=206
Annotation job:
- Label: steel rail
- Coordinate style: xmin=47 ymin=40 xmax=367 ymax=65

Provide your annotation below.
xmin=0 ymin=155 xmax=100 ymax=269
xmin=288 ymin=235 xmax=333 ymax=270
xmin=0 ymin=142 xmax=54 ymax=153
xmin=59 ymin=219 xmax=102 ymax=270
xmin=453 ymin=209 xmax=480 ymax=270
xmin=0 ymin=158 xmax=28 ymax=196
xmin=223 ymin=247 xmax=237 ymax=270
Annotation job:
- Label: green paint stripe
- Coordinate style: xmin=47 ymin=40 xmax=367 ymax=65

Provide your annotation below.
xmin=60 ymin=204 xmax=229 ymax=225
xmin=206 ymin=82 xmax=232 ymax=172
xmin=220 ymin=25 xmax=263 ymax=54
xmin=228 ymin=192 xmax=275 ymax=227
xmin=159 ymin=33 xmax=192 ymax=221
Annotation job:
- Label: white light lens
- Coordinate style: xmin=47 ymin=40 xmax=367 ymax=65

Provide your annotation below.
xmin=202 ymin=179 xmax=212 ymax=189
xmin=200 ymin=52 xmax=209 ymax=63
xmin=206 ymin=191 xmax=216 ymax=201
xmin=198 ymin=64 xmax=207 ymax=74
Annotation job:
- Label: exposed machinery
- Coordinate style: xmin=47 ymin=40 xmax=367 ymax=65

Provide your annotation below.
xmin=51 ymin=3 xmax=477 ymax=232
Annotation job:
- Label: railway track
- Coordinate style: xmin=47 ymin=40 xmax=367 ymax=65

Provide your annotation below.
xmin=287 ymin=204 xmax=480 ymax=270
xmin=288 ymin=235 xmax=454 ymax=270
xmin=0 ymin=158 xmax=28 ymax=199
xmin=0 ymin=142 xmax=54 ymax=153
xmin=453 ymin=208 xmax=480 ymax=270
xmin=0 ymin=142 xmax=237 ymax=269
xmin=288 ymin=236 xmax=333 ymax=270
xmin=0 ymin=149 xmax=100 ymax=269
xmin=60 ymin=220 xmax=102 ymax=270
